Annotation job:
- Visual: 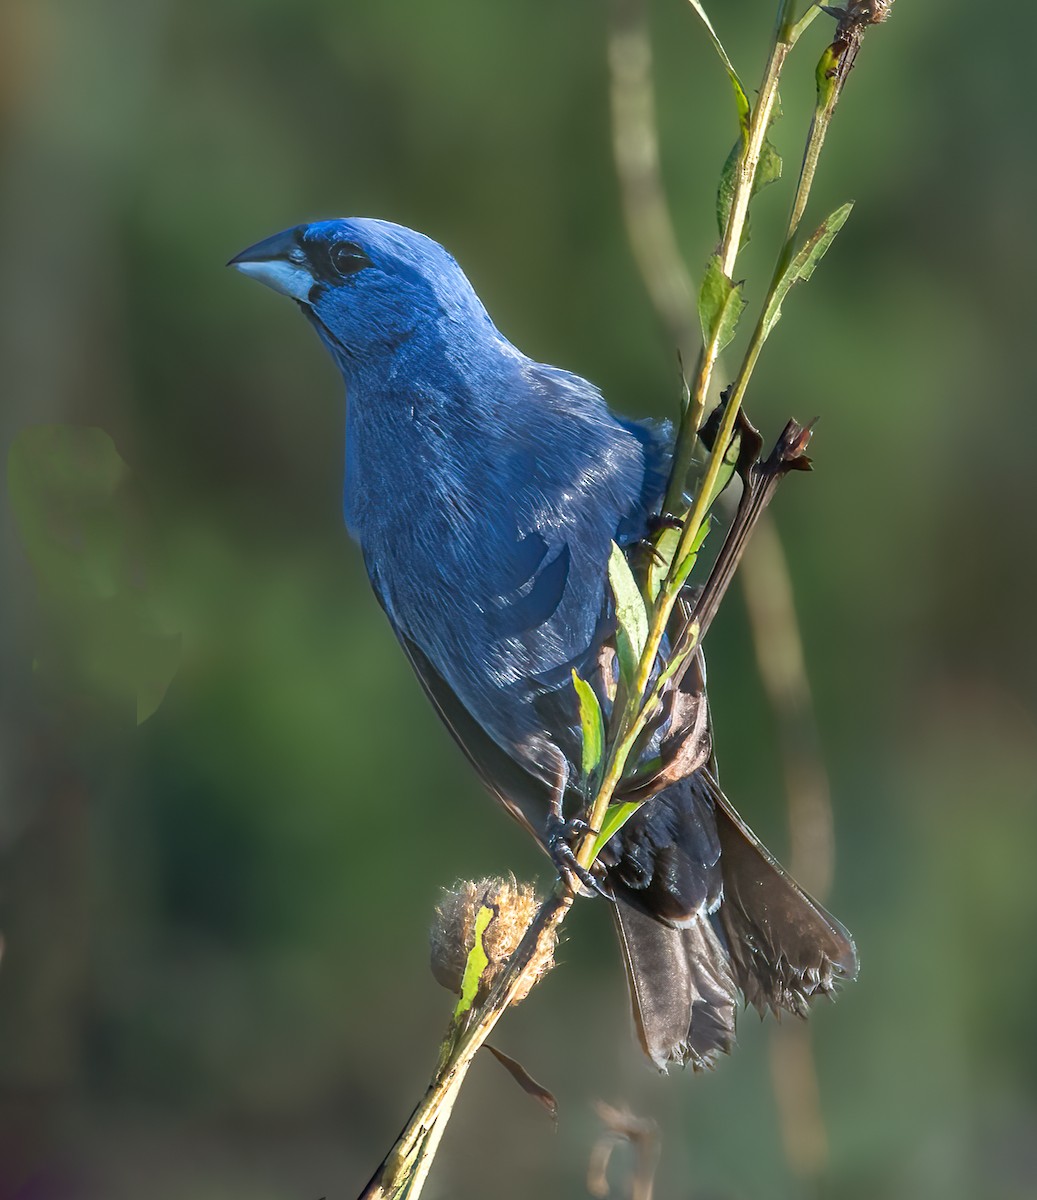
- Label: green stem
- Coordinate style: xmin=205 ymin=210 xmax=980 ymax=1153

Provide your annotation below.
xmin=787 ymin=46 xmax=843 ymax=243
xmin=581 ymin=3 xmax=862 ymax=863
xmin=787 ymin=3 xmax=823 ymax=47
xmin=660 ymin=0 xmax=795 ymax=525
xmin=580 ymin=0 xmax=800 ymax=868
xmin=361 ymin=7 xmax=890 ymax=1199
xmin=364 ymin=893 xmax=571 ymax=1199
xmin=716 ymin=35 xmax=854 ymax=435
xmin=718 ymin=1 xmax=795 ymax=280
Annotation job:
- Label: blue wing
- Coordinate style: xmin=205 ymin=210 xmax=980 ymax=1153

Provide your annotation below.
xmin=359 ymin=356 xmax=670 ymax=786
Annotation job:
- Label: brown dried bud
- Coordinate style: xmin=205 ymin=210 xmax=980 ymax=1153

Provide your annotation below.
xmin=822 ymin=0 xmax=893 ymax=28
xmin=430 ymin=876 xmax=554 ymax=1005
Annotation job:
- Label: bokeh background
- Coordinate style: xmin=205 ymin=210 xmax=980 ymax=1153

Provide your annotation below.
xmin=2 ymin=1 xmax=1035 ymax=1198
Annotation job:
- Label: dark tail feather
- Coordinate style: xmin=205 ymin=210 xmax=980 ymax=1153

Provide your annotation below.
xmin=709 ymin=780 xmax=859 ymax=1017
xmin=612 ymin=902 xmax=737 ymax=1072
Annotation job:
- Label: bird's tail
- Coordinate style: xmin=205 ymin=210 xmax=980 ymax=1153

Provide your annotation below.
xmin=611 ymin=778 xmax=857 ymax=1071
xmin=612 ymin=901 xmax=737 ymax=1071
xmin=709 ymin=784 xmax=858 ymax=1019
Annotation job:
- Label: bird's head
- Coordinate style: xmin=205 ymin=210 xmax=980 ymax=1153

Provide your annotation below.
xmin=228 ymin=218 xmax=496 ymax=370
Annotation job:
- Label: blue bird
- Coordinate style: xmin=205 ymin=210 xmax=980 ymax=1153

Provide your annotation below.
xmin=230 ymin=218 xmax=856 ymax=1069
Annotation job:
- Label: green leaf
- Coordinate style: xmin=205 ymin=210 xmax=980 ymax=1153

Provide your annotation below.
xmin=658 ymin=620 xmax=700 ymax=689
xmin=454 ymin=901 xmax=494 ymax=1021
xmin=571 ymin=670 xmax=605 ymax=783
xmin=686 ymin=1 xmax=750 ymax=138
xmin=647 ymin=523 xmax=681 ymax=603
xmin=650 ymin=516 xmax=711 ymax=602
xmin=761 ymin=202 xmax=854 ymax=343
xmin=608 ymin=542 xmax=649 ymax=689
xmin=704 ymin=422 xmax=746 ymax=510
xmin=698 ymin=256 xmax=746 ymax=355
xmin=671 ymin=523 xmax=711 ymax=592
xmin=716 ymin=135 xmax=783 ymax=240
xmin=591 ymin=801 xmax=643 ymax=861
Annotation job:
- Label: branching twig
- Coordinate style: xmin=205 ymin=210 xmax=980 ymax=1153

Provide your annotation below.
xmin=609 ymin=2 xmax=888 ymax=1186
xmin=573 ymin=0 xmax=809 ymax=868
xmin=660 ymin=0 xmax=798 ymax=523
xmin=360 ymin=892 xmax=570 ymax=1199
xmin=357 ymin=5 xmax=892 ymax=1195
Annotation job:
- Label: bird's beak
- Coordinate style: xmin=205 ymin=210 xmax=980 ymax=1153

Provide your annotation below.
xmin=227 ymin=226 xmax=315 ymax=302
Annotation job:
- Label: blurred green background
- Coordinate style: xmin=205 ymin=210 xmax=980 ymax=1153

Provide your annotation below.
xmin=2 ymin=1 xmax=1035 ymax=1198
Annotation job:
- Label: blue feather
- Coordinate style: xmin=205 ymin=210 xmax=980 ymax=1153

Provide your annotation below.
xmin=233 ymin=218 xmax=669 ymax=774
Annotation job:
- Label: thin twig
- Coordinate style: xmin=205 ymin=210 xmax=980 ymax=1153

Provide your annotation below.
xmin=660 ymin=0 xmax=797 ymax=523
xmin=576 ymin=0 xmax=802 ymax=870
xmin=357 ymin=5 xmax=893 ymax=1195
xmin=607 ymin=1 xmax=840 ymax=1187
xmin=768 ymin=1019 xmax=830 ymax=1181
xmin=588 ymin=1102 xmax=661 ymax=1200
xmin=359 ymin=892 xmax=571 ymax=1199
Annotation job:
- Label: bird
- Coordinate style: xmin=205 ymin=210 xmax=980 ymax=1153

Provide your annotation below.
xmin=229 ymin=217 xmax=857 ymax=1069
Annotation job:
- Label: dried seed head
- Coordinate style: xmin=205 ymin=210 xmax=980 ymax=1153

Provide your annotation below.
xmin=430 ymin=876 xmax=554 ymax=1005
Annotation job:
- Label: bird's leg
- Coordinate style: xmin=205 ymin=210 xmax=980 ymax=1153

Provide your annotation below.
xmin=542 ymin=748 xmax=614 ymax=900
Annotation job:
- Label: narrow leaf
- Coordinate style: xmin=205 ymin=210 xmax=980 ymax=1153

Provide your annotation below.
xmin=647 ymin=523 xmax=680 ymax=602
xmin=608 ymin=542 xmax=648 ymax=688
xmin=486 ymin=1045 xmax=558 ymax=1122
xmin=454 ymin=901 xmax=494 ymax=1020
xmin=716 ymin=135 xmax=783 ymax=240
xmin=686 ymin=1 xmax=750 ymax=137
xmin=571 ymin=670 xmax=605 ymax=782
xmin=761 ymin=202 xmax=854 ymax=342
xmin=698 ymin=256 xmax=746 ymax=355
xmin=704 ymin=419 xmax=747 ymax=510
xmin=658 ymin=621 xmax=700 ymax=690
xmin=591 ymin=801 xmax=643 ymax=861
xmin=672 ymin=525 xmax=710 ymax=592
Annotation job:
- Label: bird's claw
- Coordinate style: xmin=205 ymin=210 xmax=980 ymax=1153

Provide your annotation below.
xmin=545 ymin=812 xmax=615 ymax=902
xmin=647 ymin=511 xmax=683 ymax=535
xmin=630 ymin=511 xmax=686 ymax=570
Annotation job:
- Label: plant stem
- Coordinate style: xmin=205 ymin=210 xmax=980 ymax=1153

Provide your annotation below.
xmin=718 ymin=1 xmax=795 ymax=280
xmin=358 ymin=7 xmax=891 ymax=1197
xmin=580 ymin=0 xmax=868 ymax=863
xmin=708 ymin=22 xmax=860 ymax=442
xmin=787 ymin=3 xmax=823 ymax=48
xmin=787 ymin=46 xmax=844 ymax=244
xmin=360 ymin=893 xmax=571 ymax=1200
xmin=660 ymin=0 xmax=794 ymax=527
xmin=577 ymin=0 xmax=798 ymax=870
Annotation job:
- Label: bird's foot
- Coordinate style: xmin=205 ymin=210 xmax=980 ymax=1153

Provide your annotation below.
xmin=647 ymin=511 xmax=683 ymax=535
xmin=541 ymin=746 xmax=613 ymax=901
xmin=630 ymin=511 xmax=685 ymax=570
xmin=545 ymin=811 xmax=614 ymax=902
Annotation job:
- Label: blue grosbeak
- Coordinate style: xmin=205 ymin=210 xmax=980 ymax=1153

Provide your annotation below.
xmin=231 ymin=218 xmax=856 ymax=1069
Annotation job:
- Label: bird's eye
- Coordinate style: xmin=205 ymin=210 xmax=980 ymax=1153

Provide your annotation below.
xmin=329 ymin=241 xmax=373 ymax=278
